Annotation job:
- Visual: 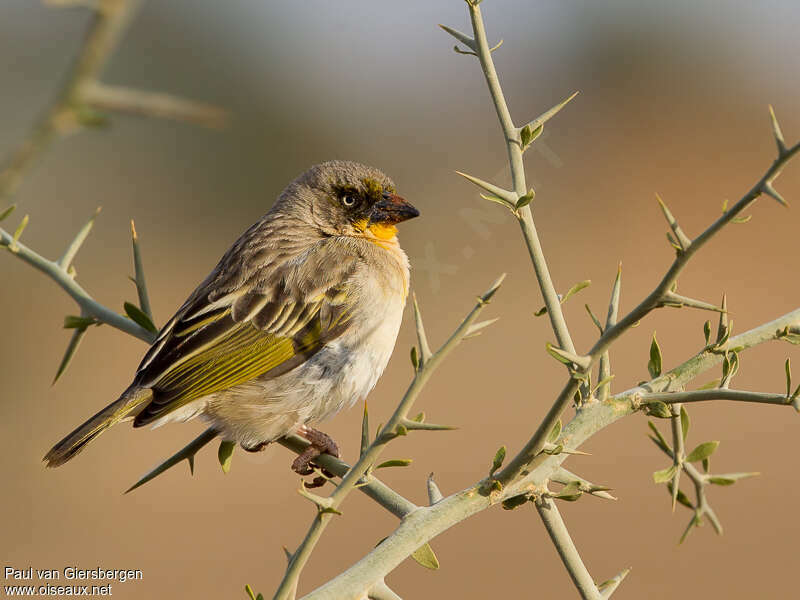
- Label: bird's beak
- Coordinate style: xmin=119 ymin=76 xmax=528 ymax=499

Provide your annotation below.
xmin=369 ymin=193 xmax=420 ymax=225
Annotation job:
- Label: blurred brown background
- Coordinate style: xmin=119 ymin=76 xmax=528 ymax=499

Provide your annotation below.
xmin=2 ymin=1 xmax=800 ymax=598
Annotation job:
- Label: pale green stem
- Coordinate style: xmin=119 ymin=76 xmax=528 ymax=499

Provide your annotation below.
xmin=644 ymin=390 xmax=789 ymax=406
xmin=534 ymin=498 xmax=603 ymax=600
xmin=301 ymin=307 xmax=800 ymax=599
xmin=0 ymin=0 xmax=144 ymax=202
xmin=498 ymin=139 xmax=800 ymax=485
xmin=272 ymin=276 xmax=502 ymax=600
xmin=0 ymin=228 xmax=155 ymax=342
xmin=467 ymin=2 xmax=575 ymax=356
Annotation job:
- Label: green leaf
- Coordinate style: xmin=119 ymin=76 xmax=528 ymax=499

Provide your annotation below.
xmin=410 ymin=346 xmax=418 ymax=369
xmin=411 ymin=543 xmax=440 ymax=570
xmin=490 ymin=445 xmax=506 ymax=475
xmin=703 ymin=320 xmax=711 ymax=345
xmin=685 ymin=441 xmax=719 ymax=463
xmin=562 ymin=280 xmax=591 ymax=303
xmin=547 ymin=419 xmax=562 ymax=444
xmin=545 ymin=342 xmax=575 ymax=365
xmin=63 ymin=315 xmax=98 ymax=329
xmin=680 ymin=406 xmax=690 ymax=442
xmin=709 ymin=477 xmax=735 ymax=486
xmin=647 ymin=332 xmax=662 ymax=378
xmin=360 ymin=402 xmax=370 ymax=456
xmin=702 ymin=457 xmax=710 ymax=473
xmin=555 ymin=481 xmax=582 ymax=501
xmin=667 ymin=483 xmax=693 ymax=509
xmin=647 ymin=421 xmax=670 ymax=453
xmin=124 ymin=301 xmax=157 ymax=333
xmin=515 ymin=188 xmax=535 ymax=210
xmin=13 ymin=214 xmax=29 ymax=244
xmin=245 ymin=584 xmax=257 ymax=600
xmin=520 ymin=123 xmax=543 ymax=149
xmin=0 ymin=204 xmax=16 ymax=222
xmin=53 ymin=326 xmax=89 ymax=384
xmin=395 ymin=423 xmax=408 ymax=437
xmin=376 ymin=459 xmax=412 ymax=469
xmin=542 ymin=444 xmax=563 ymax=455
xmin=653 ymin=464 xmax=678 ymax=484
xmin=479 ymin=192 xmax=513 ymax=209
xmin=585 ymin=304 xmax=603 ymax=333
xmin=697 ymin=378 xmax=721 ymax=390
xmin=645 ymin=401 xmax=671 ymax=419
xmin=502 ymin=494 xmax=531 ymax=510
xmin=786 ymin=358 xmax=792 ymax=398
xmin=218 ymin=440 xmax=235 ymax=473
xmin=533 ymin=306 xmax=548 ymax=317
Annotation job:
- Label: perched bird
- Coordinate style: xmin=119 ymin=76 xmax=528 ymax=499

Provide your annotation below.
xmin=44 ymin=161 xmax=418 ymax=480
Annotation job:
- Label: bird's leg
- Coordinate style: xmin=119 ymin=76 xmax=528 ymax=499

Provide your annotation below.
xmin=241 ymin=440 xmax=270 ymax=453
xmin=292 ymin=426 xmax=340 ymax=488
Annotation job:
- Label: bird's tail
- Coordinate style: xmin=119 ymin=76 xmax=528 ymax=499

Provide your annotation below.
xmin=44 ymin=387 xmax=153 ymax=467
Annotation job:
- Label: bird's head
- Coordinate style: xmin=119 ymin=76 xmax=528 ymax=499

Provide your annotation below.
xmin=278 ymin=161 xmax=419 ymax=241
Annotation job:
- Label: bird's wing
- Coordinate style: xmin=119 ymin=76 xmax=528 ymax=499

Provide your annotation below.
xmin=132 ymin=235 xmax=360 ymax=427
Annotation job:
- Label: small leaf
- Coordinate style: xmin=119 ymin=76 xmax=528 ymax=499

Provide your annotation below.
xmin=13 ymin=214 xmax=29 ymax=244
xmin=53 ymin=326 xmax=89 ymax=384
xmin=376 ymin=459 xmax=412 ymax=469
xmin=561 ymin=280 xmax=591 ymax=303
xmin=520 ymin=123 xmax=543 ymax=149
xmin=533 ymin=306 xmax=548 ymax=317
xmin=685 ymin=441 xmax=719 ymax=463
xmin=411 ymin=543 xmax=440 ymax=570
xmin=703 ymin=320 xmax=711 ymax=345
xmin=555 ymin=481 xmax=582 ymax=501
xmin=585 ymin=304 xmax=603 ymax=333
xmin=702 ymin=457 xmax=710 ymax=473
xmin=124 ymin=301 xmax=157 ymax=333
xmin=680 ymin=406 xmax=690 ymax=442
xmin=515 ymin=188 xmax=535 ymax=210
xmin=653 ymin=464 xmax=678 ymax=484
xmin=542 ymin=444 xmax=563 ymax=455
xmin=395 ymin=423 xmax=408 ymax=437
xmin=410 ymin=346 xmax=418 ymax=369
xmin=647 ymin=421 xmax=670 ymax=453
xmin=63 ymin=315 xmax=97 ymax=329
xmin=490 ymin=445 xmax=506 ymax=475
xmin=645 ymin=401 xmax=671 ymax=419
xmin=667 ymin=483 xmax=693 ymax=509
xmin=697 ymin=379 xmax=721 ymax=390
xmin=647 ymin=332 xmax=662 ymax=378
xmin=245 ymin=584 xmax=257 ymax=600
xmin=218 ymin=440 xmax=235 ymax=473
xmin=709 ymin=477 xmax=736 ymax=486
xmin=479 ymin=192 xmax=513 ymax=209
xmin=0 ymin=204 xmax=16 ymax=222
xmin=547 ymin=419 xmax=562 ymax=444
xmin=360 ymin=402 xmax=370 ymax=456
xmin=502 ymin=494 xmax=531 ymax=510
xmin=786 ymin=358 xmax=792 ymax=398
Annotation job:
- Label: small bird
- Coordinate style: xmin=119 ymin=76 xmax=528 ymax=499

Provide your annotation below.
xmin=44 ymin=161 xmax=418 ymax=480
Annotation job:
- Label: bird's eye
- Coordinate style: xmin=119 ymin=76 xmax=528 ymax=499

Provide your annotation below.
xmin=342 ymin=195 xmax=356 ymax=207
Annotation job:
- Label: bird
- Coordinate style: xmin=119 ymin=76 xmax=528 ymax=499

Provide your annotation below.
xmin=44 ymin=160 xmax=419 ymax=482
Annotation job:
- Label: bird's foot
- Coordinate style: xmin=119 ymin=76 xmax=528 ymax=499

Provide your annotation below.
xmin=293 ymin=426 xmax=340 ymax=488
xmin=241 ymin=440 xmax=270 ymax=453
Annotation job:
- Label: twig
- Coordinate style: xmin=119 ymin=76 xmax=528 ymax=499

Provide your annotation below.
xmin=273 ymin=275 xmax=504 ymax=600
xmin=460 ymin=1 xmax=576 ymax=356
xmin=0 ymin=227 xmax=155 ymax=342
xmin=498 ymin=116 xmax=800 ymax=485
xmin=643 ymin=389 xmax=790 ymax=406
xmin=300 ymin=307 xmax=800 ymax=599
xmin=534 ymin=497 xmax=603 ymax=600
